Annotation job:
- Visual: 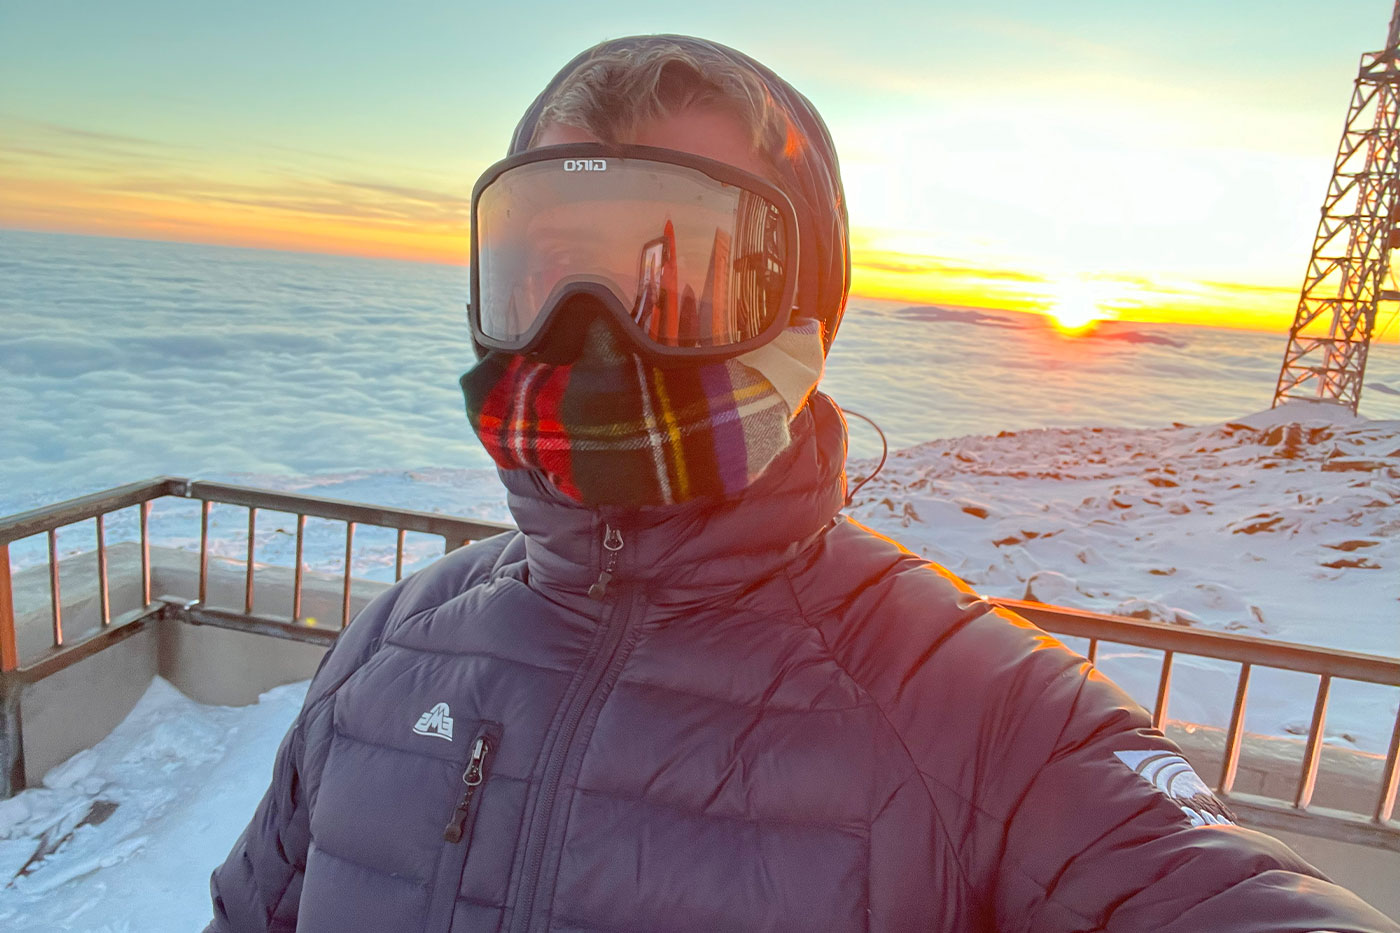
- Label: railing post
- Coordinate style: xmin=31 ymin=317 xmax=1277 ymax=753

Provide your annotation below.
xmin=0 ymin=543 xmax=16 ymax=673
xmin=139 ymin=500 xmax=152 ymax=606
xmin=395 ymin=528 xmax=406 ymax=582
xmin=1152 ymin=650 xmax=1175 ymax=730
xmin=198 ymin=500 xmax=211 ymax=605
xmin=244 ymin=508 xmax=257 ymax=615
xmin=1219 ymin=663 xmax=1252 ymax=795
xmin=47 ymin=529 xmax=62 ymax=647
xmin=341 ymin=523 xmax=355 ymax=627
xmin=292 ymin=514 xmax=306 ymax=623
xmin=0 ymin=674 xmax=25 ymax=799
xmin=1377 ymin=705 xmax=1400 ymax=824
xmin=96 ymin=514 xmax=111 ymax=626
xmin=1296 ymin=674 xmax=1333 ymax=810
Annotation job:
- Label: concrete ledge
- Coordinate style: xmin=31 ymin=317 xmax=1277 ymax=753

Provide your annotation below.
xmin=1165 ymin=721 xmax=1390 ymax=822
xmin=7 ymin=544 xmax=391 ymax=783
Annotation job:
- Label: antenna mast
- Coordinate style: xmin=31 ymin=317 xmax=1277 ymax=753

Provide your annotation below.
xmin=1272 ymin=1 xmax=1400 ymax=413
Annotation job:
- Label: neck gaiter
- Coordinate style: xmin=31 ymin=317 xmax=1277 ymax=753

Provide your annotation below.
xmin=461 ymin=319 xmax=824 ymax=508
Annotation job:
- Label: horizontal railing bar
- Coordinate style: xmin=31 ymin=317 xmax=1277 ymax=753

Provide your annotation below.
xmin=184 ymin=480 xmax=512 ymax=543
xmin=0 ymin=477 xmax=185 ymax=544
xmin=9 ymin=605 xmax=161 ymax=683
xmin=994 ymin=598 xmax=1400 ymax=686
xmin=1223 ymin=792 xmax=1400 ymax=853
xmin=2 ymin=476 xmax=512 ymax=551
xmin=171 ymin=602 xmax=340 ymax=648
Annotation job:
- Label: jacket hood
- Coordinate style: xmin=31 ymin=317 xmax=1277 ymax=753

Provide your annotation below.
xmin=497 ymin=392 xmax=849 ymax=614
xmin=508 ymin=34 xmax=851 ymax=355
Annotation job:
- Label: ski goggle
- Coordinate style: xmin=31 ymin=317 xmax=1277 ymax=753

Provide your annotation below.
xmin=469 ymin=144 xmax=800 ymax=359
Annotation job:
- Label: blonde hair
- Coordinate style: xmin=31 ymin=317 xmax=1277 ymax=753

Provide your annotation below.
xmin=528 ymin=38 xmax=795 ymax=163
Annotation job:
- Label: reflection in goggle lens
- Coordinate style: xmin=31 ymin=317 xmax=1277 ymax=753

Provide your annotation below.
xmin=629 ymin=195 xmax=786 ymax=349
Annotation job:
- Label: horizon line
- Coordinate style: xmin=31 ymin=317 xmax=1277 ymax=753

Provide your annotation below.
xmin=0 ymin=222 xmax=1319 ymax=339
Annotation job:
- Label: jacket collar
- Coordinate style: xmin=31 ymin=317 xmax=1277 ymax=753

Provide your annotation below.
xmin=497 ymin=392 xmax=849 ymax=613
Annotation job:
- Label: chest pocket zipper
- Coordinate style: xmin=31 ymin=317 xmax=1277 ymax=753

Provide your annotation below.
xmin=444 ymin=734 xmax=491 ymax=843
xmin=425 ymin=720 xmax=502 ymax=933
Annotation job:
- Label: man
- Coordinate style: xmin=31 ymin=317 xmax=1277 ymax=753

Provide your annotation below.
xmin=208 ymin=35 xmax=1398 ymax=932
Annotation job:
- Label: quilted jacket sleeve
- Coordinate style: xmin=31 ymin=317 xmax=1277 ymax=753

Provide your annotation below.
xmin=815 ymin=524 xmax=1397 ymax=932
xmin=941 ymin=604 xmax=1400 ymax=933
xmin=204 ymin=531 xmax=519 ymax=933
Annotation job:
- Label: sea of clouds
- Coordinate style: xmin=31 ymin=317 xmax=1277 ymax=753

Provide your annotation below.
xmin=5 ymin=229 xmax=1399 ymax=517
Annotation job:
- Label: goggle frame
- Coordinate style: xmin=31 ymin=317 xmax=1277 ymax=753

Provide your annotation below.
xmin=468 ymin=143 xmax=802 ymax=361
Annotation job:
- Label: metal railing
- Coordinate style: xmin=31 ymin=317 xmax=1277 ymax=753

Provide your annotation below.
xmin=0 ymin=480 xmax=1396 ymax=855
xmin=0 ymin=476 xmax=513 ymax=794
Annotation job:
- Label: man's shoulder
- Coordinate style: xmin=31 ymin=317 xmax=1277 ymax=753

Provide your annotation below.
xmin=804 ymin=516 xmax=1092 ymax=730
xmin=800 ymin=516 xmax=996 ymax=648
xmin=299 ymin=528 xmax=525 ymax=711
xmin=389 ymin=528 xmax=524 ymax=618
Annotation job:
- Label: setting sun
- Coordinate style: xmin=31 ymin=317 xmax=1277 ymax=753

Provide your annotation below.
xmin=1045 ymin=278 xmax=1118 ymax=335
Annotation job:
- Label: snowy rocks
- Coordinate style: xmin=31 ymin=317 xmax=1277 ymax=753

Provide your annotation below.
xmin=1261 ymin=423 xmax=1334 ymax=459
xmin=1320 ymin=556 xmax=1382 ymax=569
xmin=1113 ymin=598 xmax=1202 ymax=627
xmin=1022 ymin=570 xmax=1081 ymax=605
xmin=1228 ymin=512 xmax=1287 ymax=534
xmin=957 ymin=498 xmax=991 ymax=519
xmin=1320 ymin=457 xmax=1390 ymax=473
xmin=847 ymin=410 xmax=1395 ymax=677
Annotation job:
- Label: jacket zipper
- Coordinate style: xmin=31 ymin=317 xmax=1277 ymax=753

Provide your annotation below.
xmin=514 ymin=523 xmax=637 ymax=932
xmin=425 ymin=722 xmax=500 ymax=933
xmin=587 ymin=524 xmax=624 ymax=600
xmin=443 ymin=735 xmax=490 ymax=843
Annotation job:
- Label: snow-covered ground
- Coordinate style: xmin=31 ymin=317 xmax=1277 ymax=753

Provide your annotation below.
xmin=1 ymin=403 xmax=1396 ymax=931
xmin=846 ymin=402 xmax=1399 ymax=758
xmin=0 ymin=680 xmax=305 ymax=932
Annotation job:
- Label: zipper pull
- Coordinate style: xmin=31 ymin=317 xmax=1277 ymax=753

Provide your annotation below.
xmin=443 ymin=736 xmax=490 ymax=844
xmin=588 ymin=524 xmax=625 ymax=600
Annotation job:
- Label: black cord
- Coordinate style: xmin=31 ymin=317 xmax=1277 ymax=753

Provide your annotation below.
xmin=840 ymin=406 xmax=888 ymax=506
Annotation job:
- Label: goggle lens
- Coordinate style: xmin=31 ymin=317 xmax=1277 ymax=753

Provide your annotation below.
xmin=473 ymin=154 xmax=794 ymax=354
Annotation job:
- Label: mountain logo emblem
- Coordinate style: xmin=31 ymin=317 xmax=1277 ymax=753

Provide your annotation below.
xmin=412 ymin=702 xmax=454 ymax=741
xmin=1114 ymin=750 xmax=1234 ymax=826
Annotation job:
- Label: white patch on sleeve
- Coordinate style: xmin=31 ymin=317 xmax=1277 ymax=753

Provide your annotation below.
xmin=1114 ymin=749 xmax=1235 ymax=827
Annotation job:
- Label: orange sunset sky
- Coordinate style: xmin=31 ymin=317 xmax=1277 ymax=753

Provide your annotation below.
xmin=3 ymin=0 xmax=1399 ymax=336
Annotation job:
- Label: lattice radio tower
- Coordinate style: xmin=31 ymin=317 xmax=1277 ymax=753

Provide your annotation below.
xmin=1273 ymin=1 xmax=1400 ymax=413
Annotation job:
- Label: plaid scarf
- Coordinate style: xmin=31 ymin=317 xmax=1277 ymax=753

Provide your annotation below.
xmin=461 ymin=320 xmax=824 ymax=507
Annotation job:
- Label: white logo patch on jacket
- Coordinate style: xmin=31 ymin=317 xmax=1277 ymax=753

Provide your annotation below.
xmin=413 ymin=702 xmax=454 ymax=741
xmin=1114 ymin=750 xmax=1234 ymax=826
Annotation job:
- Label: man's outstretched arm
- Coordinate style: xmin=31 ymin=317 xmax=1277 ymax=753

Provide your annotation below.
xmin=977 ymin=612 xmax=1399 ymax=932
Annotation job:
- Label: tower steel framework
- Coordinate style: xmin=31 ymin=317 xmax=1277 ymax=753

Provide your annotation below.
xmin=1273 ymin=1 xmax=1400 ymax=413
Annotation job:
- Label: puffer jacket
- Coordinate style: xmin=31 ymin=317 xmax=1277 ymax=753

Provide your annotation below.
xmin=208 ymin=393 xmax=1397 ymax=932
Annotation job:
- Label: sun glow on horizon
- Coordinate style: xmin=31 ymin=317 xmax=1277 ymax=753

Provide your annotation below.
xmin=1044 ymin=277 xmax=1119 ymax=336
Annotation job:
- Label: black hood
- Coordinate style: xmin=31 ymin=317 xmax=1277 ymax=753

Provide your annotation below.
xmin=508 ymin=34 xmax=851 ymax=355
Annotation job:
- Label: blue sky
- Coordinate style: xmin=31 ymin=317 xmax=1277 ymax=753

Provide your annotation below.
xmin=2 ymin=0 xmax=1395 ymax=329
